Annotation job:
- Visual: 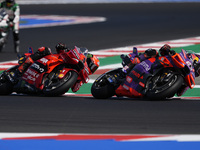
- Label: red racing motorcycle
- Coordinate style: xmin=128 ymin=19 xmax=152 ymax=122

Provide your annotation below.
xmin=91 ymin=48 xmax=200 ymax=100
xmin=0 ymin=46 xmax=93 ymax=96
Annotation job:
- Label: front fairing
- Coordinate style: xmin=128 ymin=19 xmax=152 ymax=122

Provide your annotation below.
xmin=171 ymin=49 xmax=196 ymax=88
xmin=62 ymin=46 xmax=90 ymax=83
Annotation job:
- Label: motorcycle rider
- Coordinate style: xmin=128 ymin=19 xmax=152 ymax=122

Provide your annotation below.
xmin=55 ymin=43 xmax=100 ymax=92
xmin=115 ymin=44 xmax=177 ymax=98
xmin=11 ymin=43 xmax=100 ymax=93
xmin=18 ymin=46 xmax=52 ymax=74
xmin=120 ymin=44 xmax=175 ymax=74
xmin=117 ymin=44 xmax=200 ymax=98
xmin=0 ymin=0 xmax=20 ymax=53
xmin=126 ymin=44 xmax=175 ymax=65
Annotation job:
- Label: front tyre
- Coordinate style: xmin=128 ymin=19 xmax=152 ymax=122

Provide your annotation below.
xmin=91 ymin=80 xmax=115 ymax=99
xmin=146 ymin=73 xmax=183 ymax=100
xmin=91 ymin=71 xmax=120 ymax=99
xmin=43 ymin=70 xmax=78 ymax=96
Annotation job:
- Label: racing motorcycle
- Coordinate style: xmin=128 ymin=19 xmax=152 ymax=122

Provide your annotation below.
xmin=0 ymin=46 xmax=90 ymax=96
xmin=91 ymin=48 xmax=200 ymax=100
xmin=0 ymin=9 xmax=10 ymax=52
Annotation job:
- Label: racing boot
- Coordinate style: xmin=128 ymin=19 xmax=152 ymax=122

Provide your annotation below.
xmin=13 ymin=32 xmax=20 ymax=53
xmin=14 ymin=40 xmax=20 ymax=53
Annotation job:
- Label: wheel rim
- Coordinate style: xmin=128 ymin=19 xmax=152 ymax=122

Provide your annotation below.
xmin=44 ymin=71 xmax=72 ymax=91
xmin=147 ymin=74 xmax=178 ymax=94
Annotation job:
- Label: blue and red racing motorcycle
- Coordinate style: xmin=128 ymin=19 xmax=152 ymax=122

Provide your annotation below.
xmin=91 ymin=48 xmax=200 ymax=100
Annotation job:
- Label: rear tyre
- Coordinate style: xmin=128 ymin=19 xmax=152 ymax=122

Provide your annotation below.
xmin=146 ymin=73 xmax=183 ymax=100
xmin=0 ymin=73 xmax=13 ymax=95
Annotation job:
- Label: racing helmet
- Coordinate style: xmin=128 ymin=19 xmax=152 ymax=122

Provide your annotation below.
xmin=38 ymin=47 xmax=51 ymax=55
xmin=86 ymin=53 xmax=100 ymax=74
xmin=5 ymin=0 xmax=15 ymax=7
xmin=6 ymin=0 xmax=15 ymax=2
xmin=159 ymin=44 xmax=171 ymax=56
xmin=192 ymin=53 xmax=200 ymax=77
xmin=144 ymin=48 xmax=158 ymax=58
xmin=55 ymin=43 xmax=67 ymax=54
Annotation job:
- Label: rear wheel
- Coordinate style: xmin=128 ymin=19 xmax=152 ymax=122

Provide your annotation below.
xmin=0 ymin=72 xmax=14 ymax=95
xmin=145 ymin=72 xmax=183 ymax=100
xmin=43 ymin=70 xmax=78 ymax=96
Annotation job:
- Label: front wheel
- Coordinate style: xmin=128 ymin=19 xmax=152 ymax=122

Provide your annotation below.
xmin=43 ymin=70 xmax=78 ymax=96
xmin=91 ymin=68 xmax=123 ymax=99
xmin=145 ymin=73 xmax=183 ymax=100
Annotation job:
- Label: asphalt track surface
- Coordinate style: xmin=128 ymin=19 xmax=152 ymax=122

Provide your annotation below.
xmin=1 ymin=3 xmax=200 ymax=134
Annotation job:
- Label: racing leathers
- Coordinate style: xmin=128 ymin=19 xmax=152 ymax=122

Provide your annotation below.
xmin=18 ymin=47 xmax=52 ymax=74
xmin=0 ymin=1 xmax=20 ymax=53
xmin=115 ymin=44 xmax=178 ymax=98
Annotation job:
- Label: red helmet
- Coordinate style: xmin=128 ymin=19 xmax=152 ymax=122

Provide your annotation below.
xmin=86 ymin=53 xmax=100 ymax=74
xmin=38 ymin=47 xmax=51 ymax=55
xmin=55 ymin=43 xmax=68 ymax=54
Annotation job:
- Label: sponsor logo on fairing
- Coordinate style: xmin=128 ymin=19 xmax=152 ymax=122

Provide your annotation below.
xmin=27 ymin=75 xmax=36 ymax=81
xmin=31 ymin=63 xmax=45 ymax=73
xmin=132 ymin=70 xmax=140 ymax=78
xmin=26 ymin=69 xmax=40 ymax=78
xmin=39 ymin=58 xmax=48 ymax=64
xmin=126 ymin=76 xmax=132 ymax=83
xmin=140 ymin=61 xmax=151 ymax=71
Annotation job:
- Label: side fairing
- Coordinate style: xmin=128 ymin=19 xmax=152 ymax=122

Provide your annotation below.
xmin=122 ymin=59 xmax=154 ymax=97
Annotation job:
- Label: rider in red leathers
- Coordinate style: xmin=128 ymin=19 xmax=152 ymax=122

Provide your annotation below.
xmin=11 ymin=43 xmax=100 ymax=93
